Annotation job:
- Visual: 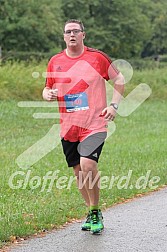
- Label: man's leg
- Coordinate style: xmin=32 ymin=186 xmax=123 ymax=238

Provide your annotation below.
xmin=73 ymin=164 xmax=90 ymax=207
xmin=73 ymin=163 xmax=92 ymax=231
xmin=80 ymin=157 xmax=100 ymax=207
xmin=78 ymin=132 xmax=107 ymax=234
xmin=77 ymin=132 xmax=107 ymax=208
xmin=80 ymin=157 xmax=104 ymax=234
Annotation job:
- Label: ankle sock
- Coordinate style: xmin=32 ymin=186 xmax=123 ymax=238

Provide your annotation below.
xmin=90 ymin=205 xmax=99 ymax=211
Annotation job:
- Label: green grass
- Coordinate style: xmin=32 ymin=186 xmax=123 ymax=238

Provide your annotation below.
xmin=0 ymin=99 xmax=167 ymax=246
xmin=0 ymin=62 xmax=167 ymax=247
xmin=128 ymin=67 xmax=167 ymax=100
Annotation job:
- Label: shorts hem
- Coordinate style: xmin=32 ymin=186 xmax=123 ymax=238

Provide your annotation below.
xmin=80 ymin=156 xmax=99 ymax=163
xmin=68 ymin=159 xmax=80 ymax=168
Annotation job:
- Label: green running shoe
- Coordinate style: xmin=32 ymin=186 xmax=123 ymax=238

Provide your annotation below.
xmin=81 ymin=211 xmax=91 ymax=231
xmin=90 ymin=209 xmax=104 ymax=234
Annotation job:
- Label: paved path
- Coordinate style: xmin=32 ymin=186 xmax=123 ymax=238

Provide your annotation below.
xmin=9 ymin=187 xmax=167 ymax=252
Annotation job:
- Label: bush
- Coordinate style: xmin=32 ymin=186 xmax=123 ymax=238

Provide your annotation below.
xmin=1 ymin=50 xmax=61 ymax=63
xmin=127 ymin=57 xmax=167 ymax=70
xmin=0 ymin=61 xmax=46 ymax=100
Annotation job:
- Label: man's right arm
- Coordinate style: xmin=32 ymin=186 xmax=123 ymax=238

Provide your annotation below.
xmin=42 ymin=87 xmax=58 ymax=101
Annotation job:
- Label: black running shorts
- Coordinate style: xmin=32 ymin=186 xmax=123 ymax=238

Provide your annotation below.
xmin=61 ymin=132 xmax=107 ymax=167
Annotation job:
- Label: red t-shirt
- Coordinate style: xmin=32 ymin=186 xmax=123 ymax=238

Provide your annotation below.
xmin=45 ymin=46 xmax=119 ymax=141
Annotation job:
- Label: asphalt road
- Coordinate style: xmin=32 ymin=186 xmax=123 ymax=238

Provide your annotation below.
xmin=9 ymin=187 xmax=167 ymax=252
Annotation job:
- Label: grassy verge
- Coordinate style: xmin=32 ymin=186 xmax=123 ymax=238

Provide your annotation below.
xmin=0 ymin=61 xmax=167 ymax=101
xmin=0 ymin=62 xmax=167 ymax=246
xmin=0 ymin=98 xmax=167 ymax=246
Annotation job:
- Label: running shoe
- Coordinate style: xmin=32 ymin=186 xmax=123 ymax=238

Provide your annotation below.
xmin=90 ymin=209 xmax=104 ymax=234
xmin=81 ymin=211 xmax=91 ymax=231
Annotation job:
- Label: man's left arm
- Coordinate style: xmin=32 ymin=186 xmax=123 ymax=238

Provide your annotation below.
xmin=101 ymin=72 xmax=125 ymax=121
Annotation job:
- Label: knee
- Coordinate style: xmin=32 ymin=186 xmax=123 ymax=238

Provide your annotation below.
xmin=80 ymin=158 xmax=97 ymax=173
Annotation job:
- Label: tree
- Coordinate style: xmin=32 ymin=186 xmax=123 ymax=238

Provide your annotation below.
xmin=61 ymin=0 xmax=152 ymax=58
xmin=0 ymin=0 xmax=63 ymax=52
xmin=1 ymin=0 xmax=166 ymax=58
xmin=141 ymin=0 xmax=167 ymax=56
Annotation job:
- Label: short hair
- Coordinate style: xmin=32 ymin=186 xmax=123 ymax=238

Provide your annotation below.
xmin=64 ymin=19 xmax=85 ymax=31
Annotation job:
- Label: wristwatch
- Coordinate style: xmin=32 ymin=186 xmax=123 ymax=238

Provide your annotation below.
xmin=110 ymin=103 xmax=118 ymax=110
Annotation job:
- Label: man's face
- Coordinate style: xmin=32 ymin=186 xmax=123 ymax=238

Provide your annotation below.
xmin=64 ymin=23 xmax=85 ymax=48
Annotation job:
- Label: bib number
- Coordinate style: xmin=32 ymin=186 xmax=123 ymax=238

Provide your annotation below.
xmin=64 ymin=92 xmax=89 ymax=112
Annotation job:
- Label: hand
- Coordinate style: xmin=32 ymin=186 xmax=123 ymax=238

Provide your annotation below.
xmin=43 ymin=88 xmax=58 ymax=101
xmin=100 ymin=106 xmax=117 ymax=121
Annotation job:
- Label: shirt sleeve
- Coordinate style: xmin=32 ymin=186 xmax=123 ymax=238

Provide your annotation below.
xmin=99 ymin=53 xmax=119 ymax=81
xmin=45 ymin=59 xmax=54 ymax=89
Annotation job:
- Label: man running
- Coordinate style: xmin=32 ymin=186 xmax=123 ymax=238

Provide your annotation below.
xmin=42 ymin=19 xmax=124 ymax=234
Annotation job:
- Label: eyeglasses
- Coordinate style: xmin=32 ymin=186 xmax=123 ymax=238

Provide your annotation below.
xmin=64 ymin=29 xmax=83 ymax=36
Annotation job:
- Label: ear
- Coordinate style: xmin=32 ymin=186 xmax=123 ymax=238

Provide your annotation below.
xmin=83 ymin=32 xmax=86 ymax=39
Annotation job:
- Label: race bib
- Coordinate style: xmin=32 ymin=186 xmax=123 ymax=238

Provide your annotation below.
xmin=64 ymin=92 xmax=89 ymax=112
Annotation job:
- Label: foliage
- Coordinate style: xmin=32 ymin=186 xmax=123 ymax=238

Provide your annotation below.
xmin=0 ymin=61 xmax=167 ymax=101
xmin=0 ymin=0 xmax=167 ymax=58
xmin=141 ymin=0 xmax=167 ymax=56
xmin=61 ymin=0 xmax=151 ymax=58
xmin=0 ymin=61 xmax=46 ymax=101
xmin=0 ymin=0 xmax=63 ymax=52
xmin=1 ymin=51 xmax=57 ymax=62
